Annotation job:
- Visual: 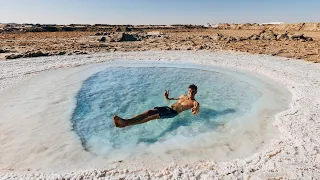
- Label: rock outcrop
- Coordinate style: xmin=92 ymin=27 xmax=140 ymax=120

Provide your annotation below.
xmin=99 ymin=37 xmax=106 ymax=42
xmin=42 ymin=26 xmax=59 ymax=32
xmin=217 ymin=29 xmax=313 ymax=42
xmin=276 ymin=31 xmax=290 ymax=40
xmin=1 ymin=23 xmax=320 ymax=34
xmin=259 ymin=29 xmax=277 ymax=40
xmin=108 ymin=33 xmax=142 ymax=42
xmin=0 ymin=49 xmax=9 ymax=53
xmin=290 ymin=33 xmax=313 ymax=41
xmin=214 ymin=22 xmax=320 ymax=31
xmin=5 ymin=51 xmax=49 ymax=59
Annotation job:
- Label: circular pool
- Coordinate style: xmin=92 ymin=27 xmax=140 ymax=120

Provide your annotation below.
xmin=0 ymin=60 xmax=291 ymax=170
xmin=70 ymin=61 xmax=290 ymax=164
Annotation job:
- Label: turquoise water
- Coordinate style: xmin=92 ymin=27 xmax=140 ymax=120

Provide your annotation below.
xmin=72 ymin=66 xmax=261 ymax=157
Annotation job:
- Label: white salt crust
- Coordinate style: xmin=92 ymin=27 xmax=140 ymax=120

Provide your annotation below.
xmin=0 ymin=51 xmax=319 ymax=179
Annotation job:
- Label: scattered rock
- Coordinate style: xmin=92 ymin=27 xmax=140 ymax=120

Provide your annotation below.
xmin=112 ymin=26 xmax=122 ymax=32
xmin=304 ymin=36 xmax=313 ymax=41
xmin=290 ymin=33 xmax=313 ymax=41
xmin=258 ymin=29 xmax=266 ymax=36
xmin=290 ymin=33 xmax=303 ymax=40
xmin=217 ymin=29 xmax=313 ymax=42
xmin=24 ymin=27 xmax=44 ymax=32
xmin=109 ymin=33 xmax=122 ymax=42
xmin=109 ymin=26 xmax=133 ymax=32
xmin=0 ymin=49 xmax=9 ymax=53
xmin=73 ymin=51 xmax=88 ymax=55
xmin=58 ymin=51 xmax=66 ymax=55
xmin=5 ymin=51 xmax=54 ymax=59
xmin=61 ymin=26 xmax=74 ymax=31
xmin=5 ymin=54 xmax=23 ymax=59
xmin=216 ymin=33 xmax=238 ymax=42
xmin=277 ymin=31 xmax=289 ymax=40
xmin=109 ymin=33 xmax=142 ymax=42
xmin=125 ymin=27 xmax=132 ymax=32
xmin=24 ymin=51 xmax=49 ymax=58
xmin=99 ymin=37 xmax=106 ymax=42
xmin=260 ymin=29 xmax=277 ymax=40
xmin=248 ymin=34 xmax=260 ymax=40
xmin=119 ymin=33 xmax=140 ymax=41
xmin=216 ymin=33 xmax=224 ymax=40
xmin=235 ymin=36 xmax=245 ymax=41
xmin=226 ymin=36 xmax=237 ymax=42
xmin=197 ymin=45 xmax=204 ymax=50
xmin=42 ymin=26 xmax=59 ymax=32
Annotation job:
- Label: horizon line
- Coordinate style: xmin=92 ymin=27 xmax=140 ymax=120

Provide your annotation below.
xmin=2 ymin=21 xmax=320 ymax=26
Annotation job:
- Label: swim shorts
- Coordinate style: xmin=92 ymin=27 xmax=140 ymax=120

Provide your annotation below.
xmin=154 ymin=106 xmax=178 ymax=119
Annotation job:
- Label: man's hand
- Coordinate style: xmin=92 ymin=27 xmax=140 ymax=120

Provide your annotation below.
xmin=164 ymin=90 xmax=180 ymax=100
xmin=191 ymin=101 xmax=200 ymax=115
xmin=164 ymin=90 xmax=169 ymax=99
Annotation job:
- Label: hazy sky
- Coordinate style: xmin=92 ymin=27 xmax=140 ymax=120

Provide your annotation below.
xmin=0 ymin=0 xmax=319 ymax=25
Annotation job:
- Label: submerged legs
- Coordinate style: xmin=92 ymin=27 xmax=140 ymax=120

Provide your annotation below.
xmin=113 ymin=109 xmax=160 ymax=128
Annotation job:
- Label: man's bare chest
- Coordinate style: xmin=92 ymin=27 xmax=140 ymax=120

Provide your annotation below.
xmin=178 ymin=99 xmax=194 ymax=107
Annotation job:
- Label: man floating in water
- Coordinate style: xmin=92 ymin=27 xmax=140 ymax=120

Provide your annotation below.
xmin=113 ymin=84 xmax=200 ymax=128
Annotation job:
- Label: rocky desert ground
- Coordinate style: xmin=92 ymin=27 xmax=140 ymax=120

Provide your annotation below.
xmin=0 ymin=23 xmax=320 ymax=62
xmin=1 ymin=22 xmax=320 ymax=179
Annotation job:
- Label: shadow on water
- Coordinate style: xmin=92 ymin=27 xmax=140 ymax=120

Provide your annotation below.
xmin=138 ymin=108 xmax=236 ymax=144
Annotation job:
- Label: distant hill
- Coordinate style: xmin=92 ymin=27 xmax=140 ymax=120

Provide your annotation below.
xmin=213 ymin=22 xmax=320 ymax=31
xmin=1 ymin=22 xmax=320 ymax=33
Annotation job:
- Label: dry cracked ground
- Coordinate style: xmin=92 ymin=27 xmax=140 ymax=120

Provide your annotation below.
xmin=0 ymin=28 xmax=320 ymax=63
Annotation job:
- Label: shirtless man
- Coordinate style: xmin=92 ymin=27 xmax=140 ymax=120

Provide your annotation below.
xmin=113 ymin=84 xmax=200 ymax=128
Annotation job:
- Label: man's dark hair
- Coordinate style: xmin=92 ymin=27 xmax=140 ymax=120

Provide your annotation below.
xmin=188 ymin=84 xmax=197 ymax=91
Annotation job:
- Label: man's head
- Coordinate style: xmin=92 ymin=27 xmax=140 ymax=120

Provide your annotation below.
xmin=188 ymin=84 xmax=197 ymax=97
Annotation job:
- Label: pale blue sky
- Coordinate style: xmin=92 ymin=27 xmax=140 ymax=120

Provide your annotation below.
xmin=0 ymin=0 xmax=319 ymax=25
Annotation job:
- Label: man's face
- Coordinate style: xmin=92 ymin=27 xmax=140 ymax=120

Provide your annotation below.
xmin=188 ymin=88 xmax=197 ymax=97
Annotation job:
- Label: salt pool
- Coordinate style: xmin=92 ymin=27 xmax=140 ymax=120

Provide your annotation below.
xmin=0 ymin=60 xmax=290 ymax=169
xmin=70 ymin=61 xmax=290 ymax=164
xmin=73 ymin=67 xmax=258 ymax=154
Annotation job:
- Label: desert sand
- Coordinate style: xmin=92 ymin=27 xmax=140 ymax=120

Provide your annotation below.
xmin=1 ymin=23 xmax=320 ymax=63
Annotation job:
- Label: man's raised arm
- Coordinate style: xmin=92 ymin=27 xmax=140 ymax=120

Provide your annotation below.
xmin=192 ymin=101 xmax=200 ymax=115
xmin=164 ymin=90 xmax=180 ymax=100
